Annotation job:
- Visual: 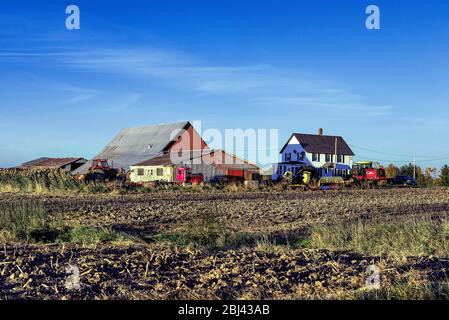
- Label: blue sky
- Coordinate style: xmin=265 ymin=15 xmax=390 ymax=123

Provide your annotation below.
xmin=1 ymin=0 xmax=449 ymax=168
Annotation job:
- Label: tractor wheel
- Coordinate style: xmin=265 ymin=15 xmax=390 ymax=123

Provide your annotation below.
xmin=352 ymin=179 xmax=362 ymax=189
xmin=308 ymin=178 xmax=319 ymax=190
xmin=362 ymin=180 xmax=369 ymax=190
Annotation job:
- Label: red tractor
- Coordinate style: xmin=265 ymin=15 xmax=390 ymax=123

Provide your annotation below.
xmin=353 ymin=161 xmax=388 ymax=188
xmin=86 ymin=159 xmax=118 ymax=182
xmin=175 ymin=167 xmax=204 ymax=184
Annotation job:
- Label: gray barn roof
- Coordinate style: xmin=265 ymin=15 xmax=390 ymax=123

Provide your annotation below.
xmin=74 ymin=121 xmax=191 ymax=174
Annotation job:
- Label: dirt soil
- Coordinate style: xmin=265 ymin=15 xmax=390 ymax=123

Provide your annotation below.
xmin=1 ymin=188 xmax=449 ymax=299
xmin=2 ymin=244 xmax=448 ymax=300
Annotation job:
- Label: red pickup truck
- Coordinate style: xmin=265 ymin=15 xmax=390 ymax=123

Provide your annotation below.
xmin=175 ymin=167 xmax=204 ymax=184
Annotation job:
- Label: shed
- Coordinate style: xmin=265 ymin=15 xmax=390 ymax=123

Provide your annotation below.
xmin=18 ymin=157 xmax=87 ymax=172
xmin=130 ymin=149 xmax=260 ymax=183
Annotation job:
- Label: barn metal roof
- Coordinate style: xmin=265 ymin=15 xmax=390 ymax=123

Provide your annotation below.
xmin=20 ymin=157 xmax=86 ymax=169
xmin=73 ymin=121 xmax=191 ymax=174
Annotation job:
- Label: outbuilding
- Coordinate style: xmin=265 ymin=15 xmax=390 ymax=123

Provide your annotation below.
xmin=18 ymin=157 xmax=87 ymax=173
xmin=130 ymin=149 xmax=260 ymax=184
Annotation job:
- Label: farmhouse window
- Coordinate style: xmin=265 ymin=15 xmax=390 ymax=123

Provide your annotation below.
xmin=337 ymin=154 xmax=344 ymax=163
xmin=312 ymin=153 xmax=320 ymax=162
xmin=299 ymin=152 xmax=305 ymax=161
xmin=137 ymin=168 xmax=144 ymax=176
xmin=157 ymin=168 xmax=164 ymax=176
xmin=325 ymin=154 xmax=333 ymax=162
xmin=285 ymin=153 xmax=292 ymax=162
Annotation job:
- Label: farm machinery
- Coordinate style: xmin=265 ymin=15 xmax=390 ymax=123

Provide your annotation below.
xmin=353 ymin=161 xmax=388 ymax=188
xmin=284 ymin=166 xmax=329 ymax=190
xmin=284 ymin=167 xmax=347 ymax=190
xmin=86 ymin=159 xmax=119 ymax=182
xmin=282 ymin=161 xmax=389 ymax=190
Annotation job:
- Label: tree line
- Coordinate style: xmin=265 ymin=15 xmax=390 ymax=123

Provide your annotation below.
xmin=384 ymin=163 xmax=449 ymax=187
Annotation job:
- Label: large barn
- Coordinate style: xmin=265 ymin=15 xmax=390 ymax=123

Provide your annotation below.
xmin=74 ymin=121 xmax=208 ymax=175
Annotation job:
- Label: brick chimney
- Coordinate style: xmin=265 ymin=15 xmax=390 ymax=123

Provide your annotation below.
xmin=318 ymin=128 xmax=324 ymax=136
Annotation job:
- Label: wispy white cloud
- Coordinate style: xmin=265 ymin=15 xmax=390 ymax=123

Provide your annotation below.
xmin=0 ymin=47 xmax=394 ymax=116
xmin=94 ymin=93 xmax=142 ymax=113
xmin=251 ymin=97 xmax=393 ymax=116
xmin=59 ymin=85 xmax=99 ymax=104
xmin=59 ymin=48 xmax=394 ymax=115
xmin=12 ymin=74 xmax=100 ymax=104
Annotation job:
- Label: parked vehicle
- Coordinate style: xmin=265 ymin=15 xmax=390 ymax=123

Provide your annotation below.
xmin=210 ymin=175 xmax=229 ymax=185
xmin=388 ymin=175 xmax=417 ymax=187
xmin=175 ymin=167 xmax=204 ymax=184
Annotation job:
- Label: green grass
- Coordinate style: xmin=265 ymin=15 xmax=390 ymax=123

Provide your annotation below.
xmin=0 ymin=200 xmax=62 ymax=242
xmin=55 ymin=226 xmax=129 ymax=245
xmin=0 ymin=199 xmax=129 ymax=245
xmin=151 ymin=211 xmax=271 ymax=249
xmin=359 ymin=282 xmax=449 ymax=300
xmin=152 ymin=230 xmax=268 ymax=249
xmin=343 ymin=275 xmax=449 ymax=300
xmin=151 ymin=212 xmax=449 ymax=257
xmin=308 ymin=218 xmax=449 ymax=258
xmin=297 ymin=279 xmax=449 ymax=300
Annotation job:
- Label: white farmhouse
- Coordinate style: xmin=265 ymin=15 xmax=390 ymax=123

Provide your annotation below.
xmin=273 ymin=128 xmax=354 ymax=180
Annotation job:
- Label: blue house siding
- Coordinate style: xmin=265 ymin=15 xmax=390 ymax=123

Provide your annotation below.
xmin=273 ymin=142 xmax=310 ymax=179
xmin=281 ymin=144 xmax=311 ymax=165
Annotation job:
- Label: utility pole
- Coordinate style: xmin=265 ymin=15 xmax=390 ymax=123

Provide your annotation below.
xmin=413 ymin=156 xmax=416 ymax=180
xmin=334 ymin=137 xmax=338 ymax=177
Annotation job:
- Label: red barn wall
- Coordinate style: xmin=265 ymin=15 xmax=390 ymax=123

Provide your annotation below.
xmin=168 ymin=125 xmax=209 ymax=154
